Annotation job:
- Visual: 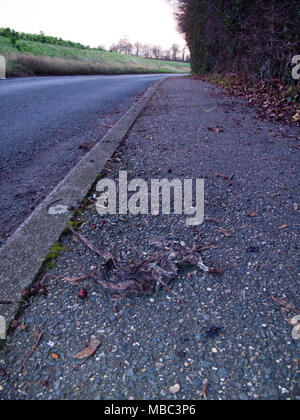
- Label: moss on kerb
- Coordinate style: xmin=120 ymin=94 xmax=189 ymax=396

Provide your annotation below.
xmin=66 ymin=219 xmax=84 ymax=231
xmin=96 ymin=171 xmax=106 ymax=181
xmin=45 ymin=241 xmax=66 ymax=269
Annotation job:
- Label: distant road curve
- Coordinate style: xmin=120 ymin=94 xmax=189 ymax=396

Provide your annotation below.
xmin=0 ymin=73 xmax=181 ymax=244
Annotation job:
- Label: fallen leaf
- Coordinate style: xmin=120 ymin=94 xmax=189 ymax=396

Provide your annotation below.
xmin=294 ymin=203 xmax=299 ymax=211
xmin=292 ymin=112 xmax=300 ymax=121
xmin=279 ymin=224 xmax=288 ymax=230
xmin=169 ymin=384 xmax=180 ymax=394
xmin=51 ymin=352 xmax=59 ymax=360
xmin=208 ymin=267 xmax=223 ymax=274
xmin=292 ymin=324 xmax=300 ymax=340
xmin=248 ymin=211 xmax=258 ymax=217
xmin=200 ymin=379 xmax=208 ymax=398
xmin=75 ymin=339 xmax=101 ymax=360
xmin=208 ymin=127 xmax=224 ymax=133
xmin=287 ymin=315 xmax=300 ymax=327
xmin=187 ymin=270 xmax=197 ymax=278
xmin=63 ymin=275 xmax=89 ymax=286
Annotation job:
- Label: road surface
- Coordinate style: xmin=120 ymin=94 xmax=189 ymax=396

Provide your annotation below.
xmin=0 ymin=74 xmax=176 ymax=244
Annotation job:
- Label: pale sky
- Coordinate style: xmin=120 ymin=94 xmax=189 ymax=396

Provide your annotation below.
xmin=0 ymin=0 xmax=186 ymax=50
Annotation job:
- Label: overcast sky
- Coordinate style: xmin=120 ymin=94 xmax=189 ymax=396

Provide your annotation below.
xmin=0 ymin=0 xmax=185 ymax=50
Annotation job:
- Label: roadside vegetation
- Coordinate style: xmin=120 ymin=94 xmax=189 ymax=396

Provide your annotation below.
xmin=172 ymin=0 xmax=299 ymax=125
xmin=0 ymin=28 xmax=190 ymax=77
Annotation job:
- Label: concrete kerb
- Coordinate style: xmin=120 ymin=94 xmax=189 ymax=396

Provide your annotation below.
xmin=0 ymin=77 xmax=168 ymax=328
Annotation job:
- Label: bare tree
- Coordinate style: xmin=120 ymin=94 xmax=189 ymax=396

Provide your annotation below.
xmin=134 ymin=41 xmax=142 ymax=56
xmin=152 ymin=45 xmax=162 ymax=60
xmin=110 ymin=43 xmax=118 ymax=53
xmin=171 ymin=43 xmax=180 ymax=61
xmin=163 ymin=49 xmax=172 ymax=60
xmin=112 ymin=38 xmax=133 ymax=55
xmin=142 ymin=44 xmax=152 ymax=58
xmin=124 ymin=41 xmax=133 ymax=55
xmin=110 ymin=36 xmax=188 ymax=63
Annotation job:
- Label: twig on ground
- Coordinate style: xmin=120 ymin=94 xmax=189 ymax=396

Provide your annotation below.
xmin=272 ymin=297 xmax=300 ymax=315
xmin=269 ymin=181 xmax=288 ymax=190
xmin=69 ymin=227 xmax=113 ymax=260
xmin=20 ymin=332 xmax=43 ymax=373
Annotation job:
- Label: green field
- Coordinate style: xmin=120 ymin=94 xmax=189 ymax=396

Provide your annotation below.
xmin=0 ymin=36 xmax=190 ymax=77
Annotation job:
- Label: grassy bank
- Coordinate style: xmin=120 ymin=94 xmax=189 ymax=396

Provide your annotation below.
xmin=0 ymin=36 xmax=190 ymax=77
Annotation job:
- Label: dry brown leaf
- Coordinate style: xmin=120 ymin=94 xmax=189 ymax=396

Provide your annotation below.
xmin=208 ymin=267 xmax=223 ymax=274
xmin=292 ymin=112 xmax=300 ymax=121
xmin=187 ymin=270 xmax=197 ymax=279
xmin=279 ymin=224 xmax=288 ymax=230
xmin=75 ymin=339 xmax=101 ymax=360
xmin=208 ymin=127 xmax=224 ymax=133
xmin=51 ymin=352 xmax=59 ymax=360
xmin=200 ymin=379 xmax=208 ymax=398
xmin=169 ymin=384 xmax=180 ymax=394
xmin=287 ymin=316 xmax=300 ymax=327
xmin=292 ymin=324 xmax=300 ymax=341
xmin=247 ymin=211 xmax=259 ymax=217
xmin=63 ymin=275 xmax=89 ymax=286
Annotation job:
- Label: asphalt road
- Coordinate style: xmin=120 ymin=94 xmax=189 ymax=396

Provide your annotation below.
xmin=0 ymin=74 xmax=176 ymax=244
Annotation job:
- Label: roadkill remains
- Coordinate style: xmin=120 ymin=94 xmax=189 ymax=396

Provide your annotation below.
xmin=64 ymin=228 xmax=221 ymax=298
